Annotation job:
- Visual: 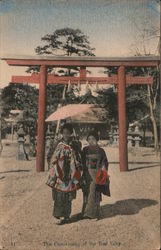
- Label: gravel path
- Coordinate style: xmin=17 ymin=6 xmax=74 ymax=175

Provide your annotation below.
xmin=0 ymin=142 xmax=160 ymax=250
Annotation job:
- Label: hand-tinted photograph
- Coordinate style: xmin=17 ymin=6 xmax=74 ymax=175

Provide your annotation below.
xmin=0 ymin=0 xmax=160 ymax=249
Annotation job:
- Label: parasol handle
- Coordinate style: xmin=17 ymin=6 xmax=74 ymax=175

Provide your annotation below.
xmin=73 ymin=128 xmax=76 ymax=138
xmin=55 ymin=119 xmax=61 ymax=136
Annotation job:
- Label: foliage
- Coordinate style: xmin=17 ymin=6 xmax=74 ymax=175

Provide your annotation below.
xmin=96 ymin=87 xmax=118 ymax=125
xmin=46 ymin=84 xmax=81 ymax=116
xmin=26 ymin=27 xmax=95 ymax=75
xmin=1 ymin=83 xmax=38 ymax=135
xmin=36 ymin=27 xmax=95 ymax=56
xmin=2 ymin=83 xmax=38 ymax=115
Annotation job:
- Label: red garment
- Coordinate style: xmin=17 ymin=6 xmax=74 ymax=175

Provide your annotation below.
xmin=96 ymin=169 xmax=109 ymax=185
xmin=73 ymin=169 xmax=81 ymax=181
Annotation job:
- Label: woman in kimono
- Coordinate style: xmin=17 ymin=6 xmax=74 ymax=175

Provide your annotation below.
xmin=47 ymin=123 xmax=81 ymax=225
xmin=81 ymin=130 xmax=109 ymax=219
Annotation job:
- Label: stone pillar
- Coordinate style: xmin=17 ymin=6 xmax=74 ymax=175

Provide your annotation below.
xmin=134 ymin=125 xmax=141 ymax=147
xmin=128 ymin=127 xmax=133 ymax=147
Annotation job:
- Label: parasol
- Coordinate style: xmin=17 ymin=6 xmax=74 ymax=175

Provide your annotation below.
xmin=45 ymin=104 xmax=93 ymax=122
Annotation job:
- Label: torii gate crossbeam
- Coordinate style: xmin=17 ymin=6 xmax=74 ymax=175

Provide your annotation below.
xmin=2 ymin=55 xmax=160 ymax=172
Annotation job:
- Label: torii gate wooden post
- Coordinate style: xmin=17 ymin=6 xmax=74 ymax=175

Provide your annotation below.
xmin=118 ymin=66 xmax=128 ymax=171
xmin=36 ymin=65 xmax=47 ymax=172
xmin=2 ymin=56 xmax=159 ymax=172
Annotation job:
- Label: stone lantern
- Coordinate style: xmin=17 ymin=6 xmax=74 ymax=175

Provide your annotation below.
xmin=127 ymin=127 xmax=133 ymax=147
xmin=113 ymin=125 xmax=119 ymax=145
xmin=133 ymin=125 xmax=141 ymax=148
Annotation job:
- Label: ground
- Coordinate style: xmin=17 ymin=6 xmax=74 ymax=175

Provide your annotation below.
xmin=0 ymin=140 xmax=160 ymax=250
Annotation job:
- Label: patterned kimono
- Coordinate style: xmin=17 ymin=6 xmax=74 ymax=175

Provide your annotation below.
xmin=47 ymin=141 xmax=81 ymax=219
xmin=81 ymin=145 xmax=108 ymax=218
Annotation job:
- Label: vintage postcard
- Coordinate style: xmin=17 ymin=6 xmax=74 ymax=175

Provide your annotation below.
xmin=0 ymin=0 xmax=160 ymax=250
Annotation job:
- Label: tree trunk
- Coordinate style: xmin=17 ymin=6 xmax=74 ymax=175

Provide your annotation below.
xmin=147 ymin=85 xmax=159 ymax=154
xmin=151 ymin=115 xmax=159 ymax=153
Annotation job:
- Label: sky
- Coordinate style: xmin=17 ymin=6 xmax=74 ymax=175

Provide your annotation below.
xmin=0 ymin=0 xmax=160 ymax=87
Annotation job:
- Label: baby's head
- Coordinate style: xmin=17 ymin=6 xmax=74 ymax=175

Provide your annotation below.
xmin=87 ymin=131 xmax=99 ymax=146
xmin=61 ymin=123 xmax=73 ymax=143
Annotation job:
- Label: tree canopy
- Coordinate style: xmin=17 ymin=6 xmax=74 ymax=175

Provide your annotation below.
xmin=36 ymin=28 xmax=95 ymax=57
xmin=27 ymin=27 xmax=95 ymax=74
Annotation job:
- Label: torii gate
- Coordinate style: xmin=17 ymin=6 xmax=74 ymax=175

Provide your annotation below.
xmin=2 ymin=56 xmax=160 ymax=172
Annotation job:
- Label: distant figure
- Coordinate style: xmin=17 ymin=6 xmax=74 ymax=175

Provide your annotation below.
xmin=81 ymin=130 xmax=110 ymax=219
xmin=17 ymin=125 xmax=29 ymax=161
xmin=29 ymin=125 xmax=37 ymax=157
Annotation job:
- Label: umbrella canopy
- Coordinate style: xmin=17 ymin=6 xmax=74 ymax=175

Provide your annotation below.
xmin=45 ymin=104 xmax=93 ymax=122
xmin=67 ymin=107 xmax=107 ymax=124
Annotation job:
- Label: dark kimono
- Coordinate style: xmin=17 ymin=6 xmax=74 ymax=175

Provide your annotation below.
xmin=81 ymin=145 xmax=109 ymax=218
xmin=47 ymin=141 xmax=81 ymax=219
